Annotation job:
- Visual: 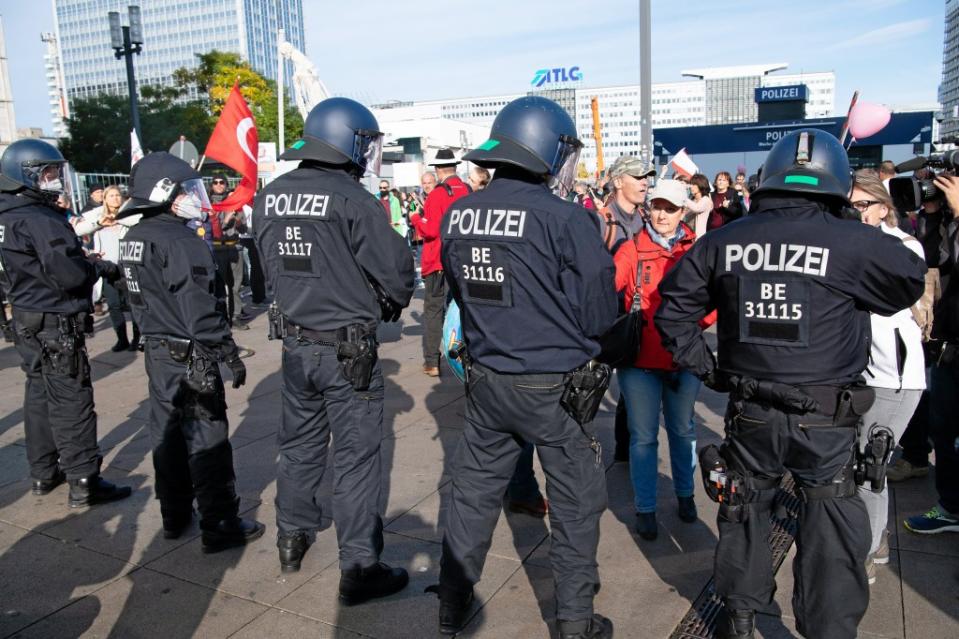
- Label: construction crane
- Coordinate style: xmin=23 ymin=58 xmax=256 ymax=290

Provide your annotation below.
xmin=590 ymin=96 xmax=604 ymax=177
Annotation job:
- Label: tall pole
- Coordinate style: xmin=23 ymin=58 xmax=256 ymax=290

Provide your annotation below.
xmin=122 ymin=26 xmax=142 ymax=144
xmin=639 ymin=0 xmax=652 ymax=165
xmin=277 ymin=26 xmax=285 ymax=152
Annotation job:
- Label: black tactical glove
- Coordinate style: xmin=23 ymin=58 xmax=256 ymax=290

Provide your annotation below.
xmin=226 ymin=356 xmax=246 ymax=389
xmin=93 ymin=258 xmax=122 ymax=283
xmin=379 ymin=298 xmax=401 ymax=323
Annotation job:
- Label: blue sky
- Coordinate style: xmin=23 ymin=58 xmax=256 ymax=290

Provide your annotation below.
xmin=1 ymin=0 xmax=946 ymax=134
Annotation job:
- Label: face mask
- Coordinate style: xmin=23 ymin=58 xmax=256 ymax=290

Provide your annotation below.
xmin=173 ymin=193 xmax=208 ymax=221
xmin=39 ymin=178 xmax=63 ymax=193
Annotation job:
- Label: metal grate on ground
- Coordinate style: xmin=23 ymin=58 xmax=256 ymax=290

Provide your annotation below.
xmin=669 ymin=475 xmax=802 ymax=639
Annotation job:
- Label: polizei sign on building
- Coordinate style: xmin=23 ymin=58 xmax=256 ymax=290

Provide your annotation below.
xmin=531 ymin=66 xmax=583 ymax=87
xmin=754 ymin=84 xmax=809 ymax=103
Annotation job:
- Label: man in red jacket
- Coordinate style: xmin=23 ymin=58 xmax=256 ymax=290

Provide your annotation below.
xmin=409 ymin=148 xmax=471 ymax=376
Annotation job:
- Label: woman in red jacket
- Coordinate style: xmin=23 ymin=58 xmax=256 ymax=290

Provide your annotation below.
xmin=614 ymin=179 xmax=714 ymax=541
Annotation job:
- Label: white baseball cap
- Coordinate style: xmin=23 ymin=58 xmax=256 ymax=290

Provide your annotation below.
xmin=647 ymin=179 xmax=688 ymax=208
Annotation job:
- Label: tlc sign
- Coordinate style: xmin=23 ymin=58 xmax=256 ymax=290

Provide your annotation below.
xmin=531 ymin=66 xmax=583 ymax=87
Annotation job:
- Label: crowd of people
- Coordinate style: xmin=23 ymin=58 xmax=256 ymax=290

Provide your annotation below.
xmin=0 ymin=92 xmax=955 ymax=639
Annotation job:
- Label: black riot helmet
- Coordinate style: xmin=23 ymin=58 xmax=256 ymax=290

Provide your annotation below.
xmin=751 ymin=129 xmax=853 ymax=205
xmin=464 ymin=96 xmax=583 ymax=197
xmin=0 ymin=138 xmax=70 ymax=203
xmin=280 ymin=97 xmax=384 ymax=176
xmin=118 ymin=152 xmax=211 ymax=222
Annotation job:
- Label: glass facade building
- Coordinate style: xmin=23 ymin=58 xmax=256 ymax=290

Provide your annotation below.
xmin=941 ymin=0 xmax=959 ymax=142
xmin=49 ymin=0 xmax=304 ymax=128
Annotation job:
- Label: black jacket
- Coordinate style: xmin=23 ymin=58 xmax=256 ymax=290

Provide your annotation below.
xmin=655 ymin=196 xmax=927 ymax=385
xmin=119 ymin=213 xmax=237 ymax=357
xmin=0 ymin=193 xmax=99 ymax=315
xmin=441 ymin=172 xmax=618 ymax=374
xmin=917 ymin=209 xmax=959 ymax=340
xmin=252 ymin=164 xmax=415 ymax=331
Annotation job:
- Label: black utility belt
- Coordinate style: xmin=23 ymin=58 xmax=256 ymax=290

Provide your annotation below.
xmin=730 ymin=375 xmax=874 ymax=427
xmin=287 ymin=321 xmax=375 ymax=346
xmin=286 ymin=318 xmax=379 ymax=392
xmin=143 ymin=334 xmax=194 ymax=362
xmin=12 ymin=309 xmax=92 ymax=336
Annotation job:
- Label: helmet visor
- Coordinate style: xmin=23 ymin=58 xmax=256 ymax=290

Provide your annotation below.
xmin=358 ymin=130 xmax=384 ymax=177
xmin=549 ymin=137 xmax=582 ymax=198
xmin=22 ymin=161 xmax=69 ymax=196
xmin=171 ymin=177 xmax=212 ymax=222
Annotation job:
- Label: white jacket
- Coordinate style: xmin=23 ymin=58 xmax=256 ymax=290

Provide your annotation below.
xmin=863 ymin=224 xmax=926 ymax=390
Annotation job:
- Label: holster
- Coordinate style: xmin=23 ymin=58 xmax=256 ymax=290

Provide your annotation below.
xmin=37 ymin=314 xmax=86 ymax=377
xmin=560 ymin=362 xmax=611 ymax=426
xmin=336 ymin=324 xmax=378 ymax=391
xmin=855 ymin=424 xmax=895 ymax=493
xmin=698 ymin=444 xmax=779 ymax=523
xmin=185 ymin=345 xmax=219 ymax=397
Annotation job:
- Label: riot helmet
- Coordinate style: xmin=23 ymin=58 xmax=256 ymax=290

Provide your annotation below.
xmin=464 ymin=96 xmax=583 ymax=197
xmin=118 ymin=152 xmax=211 ymax=222
xmin=751 ymin=129 xmax=852 ymax=205
xmin=280 ymin=97 xmax=384 ymax=176
xmin=0 ymin=139 xmax=71 ymax=203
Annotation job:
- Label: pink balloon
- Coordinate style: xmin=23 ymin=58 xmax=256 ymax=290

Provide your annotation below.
xmin=848 ymin=101 xmax=891 ymax=140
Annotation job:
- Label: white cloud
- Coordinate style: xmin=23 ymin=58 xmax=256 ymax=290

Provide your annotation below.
xmin=826 ymin=18 xmax=933 ymax=51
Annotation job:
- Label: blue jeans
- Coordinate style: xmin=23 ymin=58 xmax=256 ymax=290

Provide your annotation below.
xmin=618 ymin=368 xmax=699 ymax=513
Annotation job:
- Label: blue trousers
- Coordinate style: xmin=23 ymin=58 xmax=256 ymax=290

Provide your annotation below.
xmin=617 ymin=367 xmax=699 ymax=513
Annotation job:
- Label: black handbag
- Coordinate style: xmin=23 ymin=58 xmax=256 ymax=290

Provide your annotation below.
xmin=596 ymin=260 xmax=644 ymax=368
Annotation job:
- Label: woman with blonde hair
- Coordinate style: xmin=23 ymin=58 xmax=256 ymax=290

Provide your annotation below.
xmin=73 ymin=185 xmax=140 ymax=351
xmin=849 ymin=169 xmax=928 ymax=583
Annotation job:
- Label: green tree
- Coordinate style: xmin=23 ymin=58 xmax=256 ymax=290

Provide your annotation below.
xmin=173 ymin=50 xmax=302 ymax=147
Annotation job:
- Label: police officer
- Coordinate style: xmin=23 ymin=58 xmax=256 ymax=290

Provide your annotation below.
xmin=117 ymin=153 xmax=264 ymax=552
xmin=0 ymin=139 xmax=131 ymax=507
xmin=653 ymin=129 xmax=926 ymax=639
xmin=436 ymin=96 xmax=618 ymax=638
xmin=253 ymin=98 xmax=415 ymax=603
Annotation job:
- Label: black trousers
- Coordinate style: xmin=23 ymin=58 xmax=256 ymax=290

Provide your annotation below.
xmin=13 ymin=312 xmax=100 ymax=480
xmin=898 ymin=389 xmax=931 ymax=467
xmin=143 ymin=339 xmax=239 ymax=528
xmin=716 ymin=399 xmax=869 ymax=639
xmin=440 ymin=363 xmax=607 ymax=622
xmin=276 ymin=337 xmax=386 ymax=570
xmin=239 ymin=238 xmax=266 ymax=304
xmin=422 ymin=271 xmax=447 ymax=366
xmin=213 ymin=246 xmax=244 ymax=320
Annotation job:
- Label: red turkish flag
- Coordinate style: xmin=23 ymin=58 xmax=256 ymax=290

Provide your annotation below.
xmin=204 ymin=83 xmax=258 ymax=212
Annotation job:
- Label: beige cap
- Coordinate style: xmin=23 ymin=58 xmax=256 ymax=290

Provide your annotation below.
xmin=607 ymin=155 xmax=656 ymax=179
xmin=647 ymin=179 xmax=689 ymax=207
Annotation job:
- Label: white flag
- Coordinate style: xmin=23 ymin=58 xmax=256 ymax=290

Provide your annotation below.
xmin=669 ymin=148 xmax=699 ymax=178
xmin=130 ymin=129 xmax=144 ymax=167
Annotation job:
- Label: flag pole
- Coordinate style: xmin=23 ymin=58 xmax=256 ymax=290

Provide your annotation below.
xmin=196 ymin=154 xmax=206 ymax=171
xmin=278 ymin=27 xmax=285 ymax=152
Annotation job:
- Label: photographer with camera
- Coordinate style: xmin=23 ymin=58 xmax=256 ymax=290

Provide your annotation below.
xmin=902 ymin=170 xmax=959 ymax=535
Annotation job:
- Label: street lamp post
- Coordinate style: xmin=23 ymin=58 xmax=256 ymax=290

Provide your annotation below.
xmin=109 ymin=6 xmax=144 ymax=144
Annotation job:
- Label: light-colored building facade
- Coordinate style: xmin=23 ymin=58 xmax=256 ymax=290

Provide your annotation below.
xmin=375 ymin=64 xmax=836 ymax=174
xmin=48 ymin=0 xmax=304 ymax=134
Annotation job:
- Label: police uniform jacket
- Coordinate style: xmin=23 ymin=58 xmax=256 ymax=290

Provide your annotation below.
xmin=119 ymin=213 xmax=237 ymax=356
xmin=252 ymin=164 xmax=415 ymax=331
xmin=441 ymin=172 xmax=618 ymax=374
xmin=654 ymin=196 xmax=927 ymax=385
xmin=0 ymin=193 xmax=98 ymax=315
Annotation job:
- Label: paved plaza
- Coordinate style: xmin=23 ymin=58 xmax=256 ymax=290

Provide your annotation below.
xmin=0 ymin=295 xmax=956 ymax=638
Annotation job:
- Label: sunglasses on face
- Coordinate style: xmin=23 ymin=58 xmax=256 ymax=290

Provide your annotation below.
xmin=212 ymin=180 xmax=226 ymax=185
xmin=851 ymin=200 xmax=881 ymax=212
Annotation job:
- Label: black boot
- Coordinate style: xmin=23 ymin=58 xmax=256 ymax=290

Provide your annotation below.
xmin=161 ymin=506 xmax=194 ymax=540
xmin=558 ymin=614 xmax=614 ymax=639
xmin=68 ymin=475 xmax=132 ymax=508
xmin=200 ymin=517 xmax=265 ymax=553
xmin=277 ymin=531 xmax=312 ymax=573
xmin=716 ymin=607 xmax=756 ymax=639
xmin=32 ymin=469 xmax=66 ymax=495
xmin=128 ymin=323 xmax=141 ymax=351
xmin=111 ymin=325 xmax=130 ymax=352
xmin=338 ymin=562 xmax=409 ymax=606
xmin=436 ymin=587 xmax=475 ymax=635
